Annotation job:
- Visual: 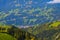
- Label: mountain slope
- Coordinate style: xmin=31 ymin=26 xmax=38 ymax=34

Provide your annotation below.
xmin=23 ymin=21 xmax=60 ymax=40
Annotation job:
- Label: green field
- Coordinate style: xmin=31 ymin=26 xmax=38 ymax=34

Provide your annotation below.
xmin=0 ymin=33 xmax=16 ymax=40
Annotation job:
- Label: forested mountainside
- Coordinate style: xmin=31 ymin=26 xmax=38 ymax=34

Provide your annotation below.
xmin=23 ymin=21 xmax=60 ymax=40
xmin=0 ymin=23 xmax=37 ymax=40
xmin=0 ymin=21 xmax=60 ymax=40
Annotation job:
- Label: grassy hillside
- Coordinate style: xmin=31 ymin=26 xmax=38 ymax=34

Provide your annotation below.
xmin=49 ymin=21 xmax=60 ymax=28
xmin=0 ymin=33 xmax=16 ymax=40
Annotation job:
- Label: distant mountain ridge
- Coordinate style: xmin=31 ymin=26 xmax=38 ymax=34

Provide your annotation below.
xmin=0 ymin=0 xmax=60 ymax=27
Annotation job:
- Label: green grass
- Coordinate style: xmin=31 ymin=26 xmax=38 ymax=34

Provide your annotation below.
xmin=49 ymin=21 xmax=60 ymax=27
xmin=0 ymin=33 xmax=16 ymax=40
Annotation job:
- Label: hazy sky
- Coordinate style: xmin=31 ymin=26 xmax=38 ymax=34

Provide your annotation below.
xmin=47 ymin=0 xmax=60 ymax=3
